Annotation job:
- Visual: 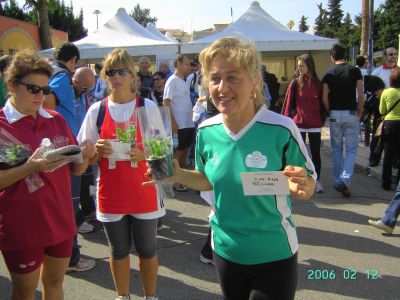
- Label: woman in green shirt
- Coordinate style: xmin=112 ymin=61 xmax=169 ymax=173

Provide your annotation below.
xmin=380 ymin=68 xmax=400 ymax=190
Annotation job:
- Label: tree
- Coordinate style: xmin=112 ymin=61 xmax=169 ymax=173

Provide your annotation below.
xmin=373 ymin=0 xmax=400 ymax=51
xmin=298 ymin=15 xmax=309 ymax=32
xmin=129 ymin=4 xmax=157 ymax=27
xmin=360 ymin=0 xmax=369 ymax=56
xmin=25 ymin=0 xmax=52 ymax=50
xmin=314 ymin=3 xmax=329 ymax=36
xmin=326 ymin=0 xmax=344 ymax=38
xmin=0 ymin=0 xmax=29 ymax=21
xmin=287 ymin=20 xmax=295 ymax=30
xmin=337 ymin=13 xmax=356 ymax=48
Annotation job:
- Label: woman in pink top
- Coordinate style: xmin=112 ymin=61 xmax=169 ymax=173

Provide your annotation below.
xmin=0 ymin=50 xmax=95 ymax=299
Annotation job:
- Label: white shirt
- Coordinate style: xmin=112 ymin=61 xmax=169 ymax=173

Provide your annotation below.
xmin=372 ymin=65 xmax=394 ymax=88
xmin=77 ymin=97 xmax=166 ymax=221
xmin=164 ymin=74 xmax=195 ymax=129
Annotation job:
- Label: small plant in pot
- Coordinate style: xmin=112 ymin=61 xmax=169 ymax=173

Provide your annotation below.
xmin=145 ymin=128 xmax=173 ymax=180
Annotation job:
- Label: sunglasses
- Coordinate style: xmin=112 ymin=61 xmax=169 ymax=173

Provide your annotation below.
xmin=105 ymin=68 xmax=131 ymax=77
xmin=18 ymin=81 xmax=51 ymax=95
xmin=153 ymin=77 xmax=162 ymax=81
xmin=387 ymin=53 xmax=398 ymax=56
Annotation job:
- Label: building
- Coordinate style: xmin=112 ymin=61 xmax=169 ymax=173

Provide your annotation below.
xmin=0 ymin=15 xmax=68 ymax=55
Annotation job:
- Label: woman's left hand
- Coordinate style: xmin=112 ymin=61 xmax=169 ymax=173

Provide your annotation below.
xmin=130 ymin=147 xmax=145 ymax=163
xmin=283 ymin=165 xmax=315 ymax=200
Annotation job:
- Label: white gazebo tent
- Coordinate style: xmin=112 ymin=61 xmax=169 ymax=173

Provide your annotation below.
xmin=146 ymin=23 xmax=170 ymax=42
xmin=39 ymin=8 xmax=178 ymax=62
xmin=182 ymin=1 xmax=336 ymax=82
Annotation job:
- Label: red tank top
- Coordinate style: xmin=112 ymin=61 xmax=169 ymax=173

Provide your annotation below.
xmin=98 ymin=97 xmax=157 ymax=214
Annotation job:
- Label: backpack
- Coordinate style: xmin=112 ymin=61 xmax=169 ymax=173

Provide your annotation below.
xmin=96 ymin=96 xmax=145 ymax=134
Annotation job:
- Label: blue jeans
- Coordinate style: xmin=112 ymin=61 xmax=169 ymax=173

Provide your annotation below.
xmin=329 ymin=110 xmax=359 ymax=187
xmin=381 ymin=181 xmax=400 ymax=228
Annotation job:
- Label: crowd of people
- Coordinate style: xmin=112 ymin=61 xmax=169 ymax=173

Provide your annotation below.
xmin=0 ymin=37 xmax=399 ymax=300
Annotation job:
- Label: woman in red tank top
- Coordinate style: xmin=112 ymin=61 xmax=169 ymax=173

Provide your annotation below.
xmin=81 ymin=49 xmax=161 ymax=300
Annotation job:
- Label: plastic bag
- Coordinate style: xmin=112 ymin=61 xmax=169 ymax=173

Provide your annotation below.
xmin=0 ymin=127 xmax=44 ymax=193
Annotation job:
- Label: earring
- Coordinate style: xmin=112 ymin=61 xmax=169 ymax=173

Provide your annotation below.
xmin=251 ymin=91 xmax=257 ymax=100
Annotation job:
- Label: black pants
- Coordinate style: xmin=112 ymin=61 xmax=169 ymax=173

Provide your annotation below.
xmin=80 ymin=166 xmax=96 ymax=216
xmin=382 ymin=120 xmax=400 ymax=187
xmin=300 ymin=132 xmax=321 ymax=179
xmin=214 ymin=253 xmax=298 ymax=300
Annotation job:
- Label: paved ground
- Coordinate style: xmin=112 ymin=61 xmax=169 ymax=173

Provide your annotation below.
xmin=1 ymin=127 xmax=399 ymax=299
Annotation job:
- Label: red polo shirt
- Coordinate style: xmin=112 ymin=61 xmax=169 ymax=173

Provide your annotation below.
xmin=0 ymin=102 xmax=76 ymax=250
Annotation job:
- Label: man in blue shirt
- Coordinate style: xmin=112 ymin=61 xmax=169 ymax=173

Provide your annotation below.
xmin=45 ymin=42 xmax=80 ymax=136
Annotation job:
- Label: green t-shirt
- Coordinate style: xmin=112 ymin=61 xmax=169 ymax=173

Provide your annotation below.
xmin=195 ymin=108 xmax=316 ymax=265
xmin=380 ymin=87 xmax=400 ymax=121
xmin=0 ymin=78 xmax=7 ymax=107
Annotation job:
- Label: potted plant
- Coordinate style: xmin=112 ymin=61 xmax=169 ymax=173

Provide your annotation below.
xmin=137 ymin=106 xmax=174 ymax=181
xmin=145 ymin=128 xmax=173 ymax=180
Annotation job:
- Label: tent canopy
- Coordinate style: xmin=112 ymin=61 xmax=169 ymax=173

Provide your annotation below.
xmin=146 ymin=23 xmax=171 ymax=42
xmin=39 ymin=8 xmax=178 ymax=60
xmin=182 ymin=1 xmax=336 ymax=54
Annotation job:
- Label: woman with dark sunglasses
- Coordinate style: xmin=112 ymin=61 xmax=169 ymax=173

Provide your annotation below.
xmin=150 ymin=71 xmax=165 ymax=106
xmin=0 ymin=50 xmax=96 ymax=299
xmin=77 ymin=49 xmax=163 ymax=300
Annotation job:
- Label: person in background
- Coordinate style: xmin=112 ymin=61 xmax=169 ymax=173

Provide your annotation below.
xmin=282 ymin=54 xmax=325 ymax=193
xmin=0 ymin=50 xmax=95 ymax=300
xmin=372 ymin=46 xmax=398 ymax=88
xmin=45 ymin=42 xmax=97 ymax=272
xmin=137 ymin=56 xmax=153 ymax=99
xmin=0 ymin=54 xmax=10 ymax=107
xmin=159 ymin=60 xmax=173 ymax=81
xmin=262 ymin=64 xmax=280 ymax=111
xmin=72 ymin=67 xmax=97 ymax=228
xmin=355 ymin=55 xmax=368 ymax=77
xmin=93 ymin=62 xmax=108 ymax=102
xmin=163 ymin=54 xmax=195 ymax=192
xmin=78 ymin=49 xmax=164 ymax=300
xmin=362 ymin=75 xmax=385 ymax=167
xmin=150 ymin=71 xmax=165 ymax=106
xmin=322 ymin=44 xmax=365 ymax=197
xmin=368 ymin=181 xmax=400 ymax=234
xmin=153 ymin=37 xmax=316 ymax=300
xmin=378 ymin=68 xmax=400 ymax=190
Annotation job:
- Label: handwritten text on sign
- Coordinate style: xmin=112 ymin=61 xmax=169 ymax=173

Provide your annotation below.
xmin=240 ymin=171 xmax=290 ymax=196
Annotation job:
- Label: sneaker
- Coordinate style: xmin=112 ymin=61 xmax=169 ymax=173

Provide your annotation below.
xmin=67 ymin=257 xmax=96 ymax=272
xmin=144 ymin=297 xmax=158 ymax=300
xmin=314 ymin=180 xmax=324 ymax=193
xmin=200 ymin=254 xmax=214 ymax=266
xmin=334 ymin=182 xmax=351 ymax=197
xmin=368 ymin=220 xmax=394 ymax=234
xmin=78 ymin=221 xmax=95 ymax=234
xmin=115 ymin=296 xmax=130 ymax=300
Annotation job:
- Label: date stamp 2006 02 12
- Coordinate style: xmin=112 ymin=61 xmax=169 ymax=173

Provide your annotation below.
xmin=306 ymin=269 xmax=380 ymax=280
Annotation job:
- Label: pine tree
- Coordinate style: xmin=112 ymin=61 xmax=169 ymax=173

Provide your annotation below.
xmin=326 ymin=0 xmax=344 ymax=38
xmin=298 ymin=15 xmax=309 ymax=32
xmin=314 ymin=3 xmax=329 ymax=37
xmin=337 ymin=13 xmax=357 ymax=48
xmin=129 ymin=4 xmax=157 ymax=27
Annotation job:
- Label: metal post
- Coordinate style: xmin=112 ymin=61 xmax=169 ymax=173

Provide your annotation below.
xmin=93 ymin=10 xmax=101 ymax=31
xmin=365 ymin=0 xmax=374 ymax=147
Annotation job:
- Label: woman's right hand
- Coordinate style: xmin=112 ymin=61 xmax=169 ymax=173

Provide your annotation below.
xmin=95 ymin=139 xmax=112 ymax=158
xmin=26 ymin=147 xmax=66 ymax=173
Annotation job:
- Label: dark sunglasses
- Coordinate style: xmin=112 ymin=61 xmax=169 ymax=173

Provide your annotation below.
xmin=387 ymin=53 xmax=398 ymax=57
xmin=105 ymin=68 xmax=131 ymax=77
xmin=18 ymin=81 xmax=51 ymax=95
xmin=153 ymin=77 xmax=162 ymax=81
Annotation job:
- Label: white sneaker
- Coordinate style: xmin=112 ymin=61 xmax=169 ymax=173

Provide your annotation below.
xmin=78 ymin=221 xmax=95 ymax=234
xmin=314 ymin=180 xmax=324 ymax=193
xmin=144 ymin=297 xmax=158 ymax=300
xmin=115 ymin=296 xmax=130 ymax=300
xmin=368 ymin=220 xmax=394 ymax=234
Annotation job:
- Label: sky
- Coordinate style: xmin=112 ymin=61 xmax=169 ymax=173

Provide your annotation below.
xmin=63 ymin=0 xmax=386 ymax=35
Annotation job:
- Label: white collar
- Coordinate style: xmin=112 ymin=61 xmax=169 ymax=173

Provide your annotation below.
xmin=3 ymin=100 xmax=54 ymax=124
